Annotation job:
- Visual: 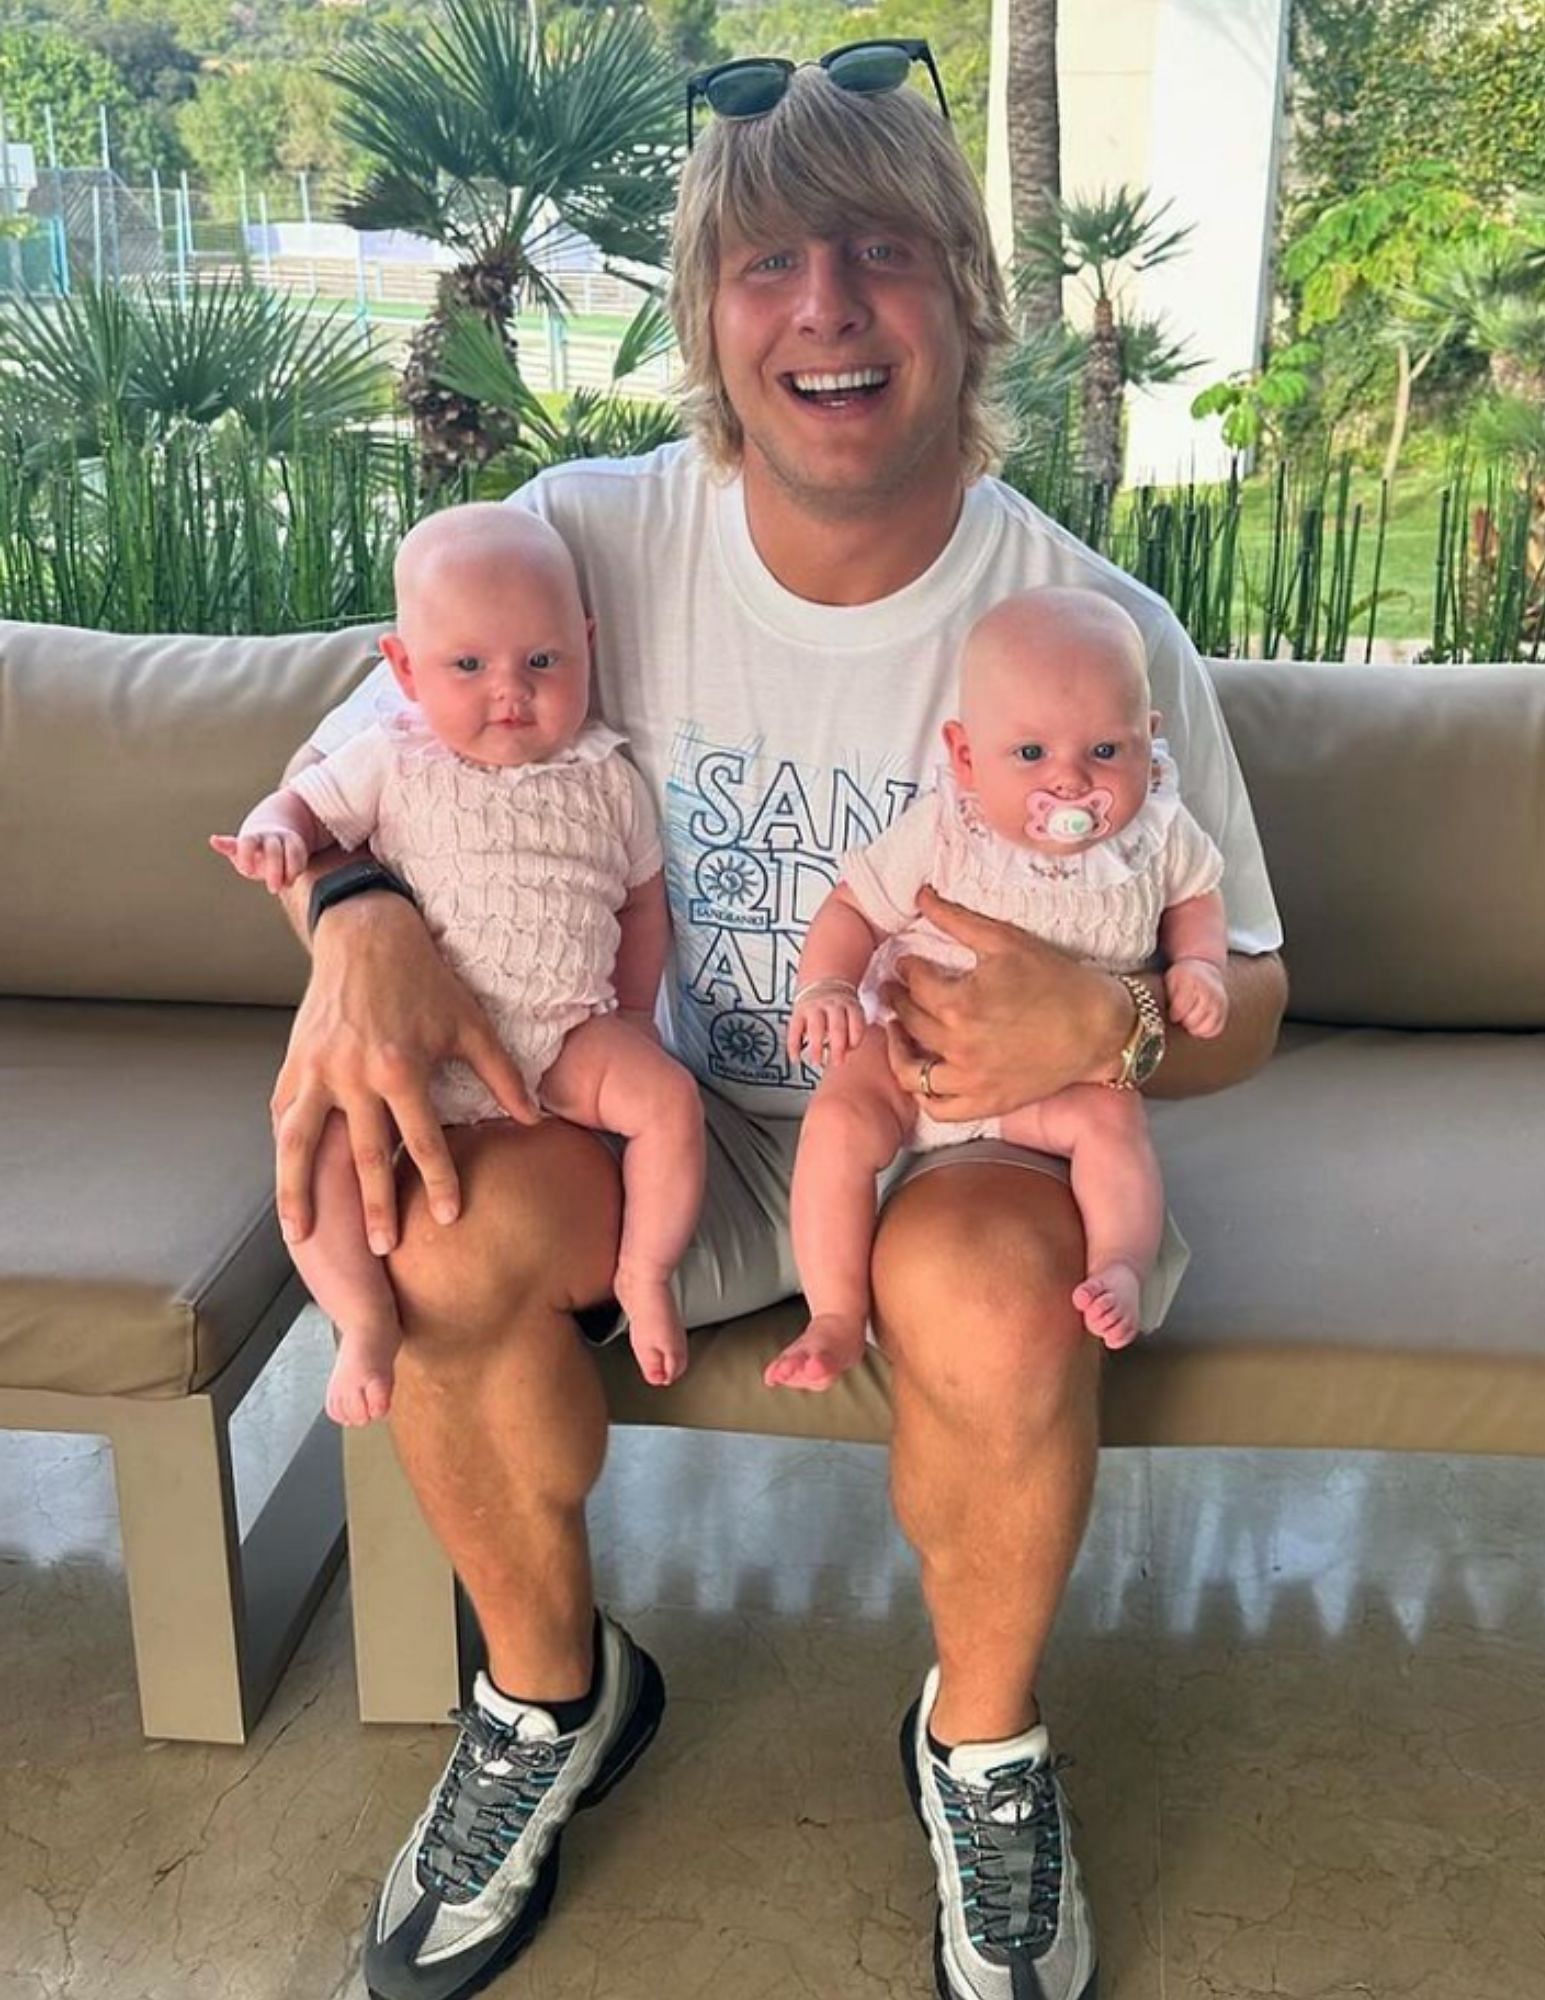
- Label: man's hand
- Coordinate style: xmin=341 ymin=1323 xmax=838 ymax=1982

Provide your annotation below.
xmin=881 ymin=887 xmax=1129 ymax=1122
xmin=271 ymin=895 xmax=541 ymax=1252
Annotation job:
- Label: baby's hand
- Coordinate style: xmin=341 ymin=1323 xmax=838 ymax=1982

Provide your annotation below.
xmin=209 ymin=827 xmax=310 ymax=894
xmin=1165 ymin=958 xmax=1230 ymax=1039
xmin=787 ymin=978 xmax=866 ymax=1069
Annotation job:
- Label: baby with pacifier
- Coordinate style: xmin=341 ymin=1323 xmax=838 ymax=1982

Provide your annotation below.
xmin=212 ymin=503 xmax=705 ymax=1421
xmin=770 ymin=585 xmax=1228 ymax=1391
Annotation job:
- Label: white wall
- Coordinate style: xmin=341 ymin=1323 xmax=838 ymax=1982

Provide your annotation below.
xmin=989 ymin=0 xmax=1291 ymax=484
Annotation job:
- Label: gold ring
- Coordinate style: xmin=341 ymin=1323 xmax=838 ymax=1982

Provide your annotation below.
xmin=919 ymin=1056 xmax=938 ymax=1100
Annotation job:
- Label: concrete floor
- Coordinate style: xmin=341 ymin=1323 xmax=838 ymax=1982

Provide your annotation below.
xmin=3 ymin=1312 xmax=1544 ymax=2000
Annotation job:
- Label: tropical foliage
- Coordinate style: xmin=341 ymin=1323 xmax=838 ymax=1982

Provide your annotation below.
xmin=322 ymin=0 xmax=682 ymax=486
xmin=0 ymin=279 xmax=389 ymax=456
xmin=1016 ymin=186 xmax=1197 ymax=489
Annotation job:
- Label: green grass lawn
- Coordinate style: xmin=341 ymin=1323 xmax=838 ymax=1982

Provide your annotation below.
xmin=1234 ymin=466 xmax=1447 ymax=638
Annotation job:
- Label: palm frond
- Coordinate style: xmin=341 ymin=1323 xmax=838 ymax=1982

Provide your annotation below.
xmin=611 ymin=293 xmax=676 ymax=380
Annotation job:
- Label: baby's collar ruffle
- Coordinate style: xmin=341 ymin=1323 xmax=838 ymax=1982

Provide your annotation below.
xmin=944 ymin=739 xmax=1180 ymax=888
xmin=375 ymin=696 xmax=625 ymax=776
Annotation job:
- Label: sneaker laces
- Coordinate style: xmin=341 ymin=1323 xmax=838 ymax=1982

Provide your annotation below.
xmin=941 ymin=1753 xmax=1068 ymax=1955
xmin=416 ymin=1703 xmax=568 ymax=1904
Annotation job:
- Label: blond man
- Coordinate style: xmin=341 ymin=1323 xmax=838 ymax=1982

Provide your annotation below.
xmin=279 ymin=51 xmax=1285 ymax=2000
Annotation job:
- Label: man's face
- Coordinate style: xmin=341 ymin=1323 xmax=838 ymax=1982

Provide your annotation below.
xmin=382 ymin=558 xmax=592 ymax=770
xmin=710 ymin=218 xmax=967 ymax=515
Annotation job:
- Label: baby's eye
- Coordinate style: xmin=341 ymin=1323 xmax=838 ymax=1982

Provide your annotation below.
xmin=1013 ymin=744 xmax=1045 ymax=763
xmin=452 ymin=656 xmax=483 ymax=675
xmin=527 ymin=650 xmax=555 ymax=672
xmin=1090 ymin=742 xmax=1120 ymax=761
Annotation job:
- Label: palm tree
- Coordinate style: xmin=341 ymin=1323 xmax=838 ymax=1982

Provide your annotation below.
xmin=1019 ymin=186 xmax=1193 ymax=488
xmin=323 ymin=0 xmax=682 ymax=488
xmin=1004 ymin=0 xmax=1062 ymax=333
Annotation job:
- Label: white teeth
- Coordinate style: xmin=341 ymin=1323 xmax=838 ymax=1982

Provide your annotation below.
xmin=790 ymin=367 xmax=889 ymax=392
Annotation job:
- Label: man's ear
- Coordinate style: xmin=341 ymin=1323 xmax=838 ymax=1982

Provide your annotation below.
xmin=942 ymin=719 xmax=973 ymax=786
xmin=380 ymin=633 xmax=416 ymax=701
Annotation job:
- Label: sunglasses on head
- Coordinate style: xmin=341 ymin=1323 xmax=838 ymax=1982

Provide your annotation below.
xmin=685 ymin=39 xmax=951 ymax=149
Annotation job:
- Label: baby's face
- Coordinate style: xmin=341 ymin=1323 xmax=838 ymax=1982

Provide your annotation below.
xmin=385 ymin=552 xmax=591 ymax=769
xmin=945 ymin=612 xmax=1156 ymax=855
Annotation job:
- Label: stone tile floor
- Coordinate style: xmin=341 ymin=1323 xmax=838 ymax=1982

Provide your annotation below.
xmin=3 ymin=1313 xmax=1543 ymax=1999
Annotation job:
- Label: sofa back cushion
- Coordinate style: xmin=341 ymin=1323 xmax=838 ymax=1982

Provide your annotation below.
xmin=0 ymin=618 xmax=384 ymax=1005
xmin=1210 ymin=659 xmax=1545 ymax=1029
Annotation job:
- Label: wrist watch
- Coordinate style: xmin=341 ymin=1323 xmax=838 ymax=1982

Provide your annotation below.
xmin=1105 ymin=973 xmax=1167 ymax=1091
xmin=307 ymin=857 xmax=416 ymax=937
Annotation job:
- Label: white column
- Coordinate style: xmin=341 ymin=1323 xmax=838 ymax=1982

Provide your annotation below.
xmin=988 ymin=0 xmax=1289 ymax=485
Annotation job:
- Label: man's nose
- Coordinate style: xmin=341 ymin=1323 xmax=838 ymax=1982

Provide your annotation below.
xmin=794 ymin=245 xmax=869 ymax=341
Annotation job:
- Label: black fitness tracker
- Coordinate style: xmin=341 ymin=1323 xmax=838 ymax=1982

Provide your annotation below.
xmin=307 ymin=857 xmax=416 ymax=937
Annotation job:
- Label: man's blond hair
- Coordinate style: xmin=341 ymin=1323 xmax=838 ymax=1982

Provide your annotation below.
xmin=668 ymin=66 xmax=1012 ymax=477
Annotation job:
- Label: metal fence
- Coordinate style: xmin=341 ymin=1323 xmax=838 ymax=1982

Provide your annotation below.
xmin=0 ymin=144 xmax=677 ymax=399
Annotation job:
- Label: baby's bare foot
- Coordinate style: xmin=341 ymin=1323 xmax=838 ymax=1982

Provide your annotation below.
xmin=1073 ymin=1262 xmax=1143 ymax=1350
xmin=616 ymin=1268 xmax=688 ymax=1387
xmin=763 ymin=1313 xmax=867 ymax=1392
xmin=326 ymin=1322 xmax=400 ymax=1426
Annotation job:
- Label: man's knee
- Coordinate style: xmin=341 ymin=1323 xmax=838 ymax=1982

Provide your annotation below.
xmin=874 ymin=1166 xmax=1092 ymax=1412
xmin=390 ymin=1119 xmax=622 ymax=1336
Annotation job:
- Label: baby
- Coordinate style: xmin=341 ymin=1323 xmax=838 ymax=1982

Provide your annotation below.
xmin=769 ymin=586 xmax=1229 ymax=1392
xmin=212 ymin=503 xmax=705 ymax=1422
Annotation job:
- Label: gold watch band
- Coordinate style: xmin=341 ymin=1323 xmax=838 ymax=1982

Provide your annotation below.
xmin=1106 ymin=972 xmax=1167 ymax=1091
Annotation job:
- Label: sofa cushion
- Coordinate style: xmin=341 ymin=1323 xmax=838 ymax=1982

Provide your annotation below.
xmin=0 ymin=619 xmax=385 ymax=1005
xmin=0 ymin=999 xmax=299 ymax=1397
xmin=597 ymin=1023 xmax=1545 ymax=1455
xmin=1211 ymin=660 xmax=1545 ymax=1029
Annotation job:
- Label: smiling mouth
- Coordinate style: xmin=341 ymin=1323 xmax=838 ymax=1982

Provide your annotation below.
xmin=783 ymin=365 xmax=892 ymax=409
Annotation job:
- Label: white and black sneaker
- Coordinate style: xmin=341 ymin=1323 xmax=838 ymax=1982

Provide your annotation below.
xmin=364 ymin=1613 xmax=664 ymax=2000
xmin=902 ymin=1667 xmax=1098 ymax=2000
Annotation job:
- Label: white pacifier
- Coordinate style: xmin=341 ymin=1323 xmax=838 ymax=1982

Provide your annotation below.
xmin=1026 ymin=787 xmax=1114 ymax=844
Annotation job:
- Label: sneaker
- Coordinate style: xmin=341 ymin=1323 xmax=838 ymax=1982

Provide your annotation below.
xmin=363 ymin=1613 xmax=665 ymax=2000
xmin=901 ymin=1667 xmax=1098 ymax=2000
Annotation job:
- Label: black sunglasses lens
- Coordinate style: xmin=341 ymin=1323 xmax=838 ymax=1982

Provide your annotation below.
xmin=825 ymin=46 xmax=914 ymax=95
xmin=704 ymin=62 xmax=790 ymax=119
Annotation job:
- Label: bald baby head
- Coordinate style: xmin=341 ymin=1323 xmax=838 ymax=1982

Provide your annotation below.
xmin=943 ymin=587 xmax=1158 ymax=852
xmin=381 ymin=502 xmax=594 ymax=770
xmin=393 ymin=502 xmax=581 ymax=617
xmin=959 ymin=587 xmax=1150 ymax=734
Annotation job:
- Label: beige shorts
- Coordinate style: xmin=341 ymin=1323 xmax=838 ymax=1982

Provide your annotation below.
xmin=581 ymin=1084 xmax=1189 ymax=1344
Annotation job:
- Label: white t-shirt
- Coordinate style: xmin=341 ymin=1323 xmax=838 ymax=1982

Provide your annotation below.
xmin=311 ymin=441 xmax=1282 ymax=1118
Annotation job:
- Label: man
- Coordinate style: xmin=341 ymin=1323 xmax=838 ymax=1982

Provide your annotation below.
xmin=278 ymin=54 xmax=1285 ymax=2000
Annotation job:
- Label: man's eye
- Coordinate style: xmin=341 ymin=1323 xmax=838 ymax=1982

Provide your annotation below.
xmin=527 ymin=651 xmax=555 ymax=672
xmin=1014 ymin=744 xmax=1045 ymax=763
xmin=752 ymin=251 xmax=793 ymax=273
xmin=1091 ymin=742 xmax=1119 ymax=760
xmin=858 ymin=241 xmax=898 ymax=263
xmin=452 ymin=657 xmax=482 ymax=675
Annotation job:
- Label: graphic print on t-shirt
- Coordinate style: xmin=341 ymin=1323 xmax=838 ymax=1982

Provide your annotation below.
xmin=663 ymin=723 xmax=919 ymax=1108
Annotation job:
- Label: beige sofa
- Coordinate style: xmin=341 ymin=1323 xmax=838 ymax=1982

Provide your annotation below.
xmin=3 ymin=616 xmax=1542 ymax=1738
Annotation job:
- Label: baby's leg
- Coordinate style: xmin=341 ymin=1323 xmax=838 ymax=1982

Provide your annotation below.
xmin=998 ymin=1086 xmax=1164 ymax=1351
xmin=286 ymin=1112 xmax=404 ymax=1425
xmin=540 ymin=1017 xmax=705 ymax=1387
xmin=771 ymin=1027 xmax=912 ymax=1392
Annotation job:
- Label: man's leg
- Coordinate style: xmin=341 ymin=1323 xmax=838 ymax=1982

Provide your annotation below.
xmin=386 ymin=1116 xmax=622 ymax=1702
xmin=362 ymin=1119 xmax=672 ymax=2000
xmin=873 ymin=1161 xmax=1101 ymax=2000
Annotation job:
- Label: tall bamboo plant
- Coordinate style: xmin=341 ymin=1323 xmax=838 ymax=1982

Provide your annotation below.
xmin=323 ymin=0 xmax=683 ymax=489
